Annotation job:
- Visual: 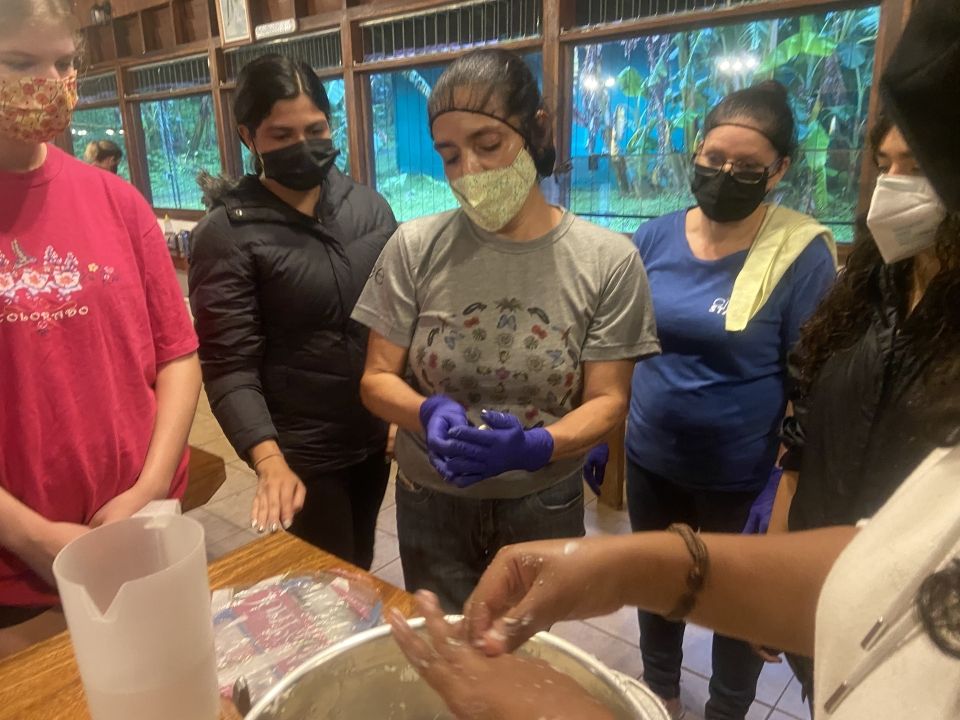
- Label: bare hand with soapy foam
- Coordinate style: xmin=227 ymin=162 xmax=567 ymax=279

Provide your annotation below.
xmin=389 ymin=590 xmax=614 ymax=720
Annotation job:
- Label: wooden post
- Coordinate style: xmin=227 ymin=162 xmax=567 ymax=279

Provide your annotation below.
xmin=341 ymin=18 xmax=372 ymax=185
xmin=118 ymin=65 xmax=152 ymax=203
xmin=855 ymin=0 xmax=914 ymax=216
xmin=208 ymin=43 xmax=233 ymax=177
xmin=599 ymin=420 xmax=627 ymax=510
xmin=542 ymin=0 xmax=576 ymax=208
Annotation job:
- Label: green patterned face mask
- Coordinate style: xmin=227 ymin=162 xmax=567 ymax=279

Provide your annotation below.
xmin=450 ymin=147 xmax=539 ymax=232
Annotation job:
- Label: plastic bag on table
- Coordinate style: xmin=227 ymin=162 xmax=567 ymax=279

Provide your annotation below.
xmin=212 ymin=572 xmax=383 ymax=704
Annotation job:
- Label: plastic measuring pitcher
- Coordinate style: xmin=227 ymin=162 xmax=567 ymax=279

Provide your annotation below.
xmin=53 ymin=514 xmax=219 ymax=720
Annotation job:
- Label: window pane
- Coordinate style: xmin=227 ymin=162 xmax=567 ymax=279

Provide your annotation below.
xmin=237 ymin=78 xmax=350 ymax=175
xmin=568 ymin=7 xmax=881 ymax=242
xmin=370 ymin=53 xmax=543 ymax=223
xmin=140 ymin=94 xmax=221 ymax=210
xmin=70 ymin=106 xmax=129 ymax=181
xmin=370 ymin=64 xmax=457 ymax=223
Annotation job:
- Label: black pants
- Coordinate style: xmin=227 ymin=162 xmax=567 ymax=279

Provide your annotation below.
xmin=288 ymin=453 xmax=390 ymax=571
xmin=627 ymin=460 xmax=766 ymax=720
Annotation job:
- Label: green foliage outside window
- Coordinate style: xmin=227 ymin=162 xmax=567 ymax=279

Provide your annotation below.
xmin=370 ymin=66 xmax=457 ymax=223
xmin=70 ymin=106 xmax=130 ymax=181
xmin=569 ymin=7 xmax=881 ymax=241
xmin=140 ymin=94 xmax=222 ymax=210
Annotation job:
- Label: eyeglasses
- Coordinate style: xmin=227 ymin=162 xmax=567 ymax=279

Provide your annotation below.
xmin=691 ymin=154 xmax=783 ymax=184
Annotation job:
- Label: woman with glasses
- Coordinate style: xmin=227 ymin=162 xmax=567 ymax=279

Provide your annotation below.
xmin=624 ymin=80 xmax=838 ymax=720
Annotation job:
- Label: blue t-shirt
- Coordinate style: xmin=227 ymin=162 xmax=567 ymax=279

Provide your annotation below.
xmin=627 ymin=209 xmax=836 ymax=492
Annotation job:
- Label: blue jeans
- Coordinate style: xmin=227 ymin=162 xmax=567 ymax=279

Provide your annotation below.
xmin=627 ymin=460 xmax=766 ymax=720
xmin=395 ymin=472 xmax=585 ymax=612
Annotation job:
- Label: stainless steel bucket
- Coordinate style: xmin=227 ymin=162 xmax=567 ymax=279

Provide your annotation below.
xmin=246 ymin=618 xmax=670 ymax=719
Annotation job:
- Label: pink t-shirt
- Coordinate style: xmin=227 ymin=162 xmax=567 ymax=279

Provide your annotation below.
xmin=0 ymin=145 xmax=198 ymax=606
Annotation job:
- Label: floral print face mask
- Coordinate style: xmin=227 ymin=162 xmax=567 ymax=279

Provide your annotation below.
xmin=450 ymin=147 xmax=539 ymax=232
xmin=0 ymin=75 xmax=78 ymax=145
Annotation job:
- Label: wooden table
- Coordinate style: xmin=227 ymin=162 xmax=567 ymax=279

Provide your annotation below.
xmin=0 ymin=533 xmax=416 ymax=720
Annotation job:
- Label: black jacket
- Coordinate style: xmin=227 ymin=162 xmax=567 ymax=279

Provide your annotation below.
xmin=188 ymin=169 xmax=397 ymax=474
xmin=781 ymin=265 xmax=937 ymax=531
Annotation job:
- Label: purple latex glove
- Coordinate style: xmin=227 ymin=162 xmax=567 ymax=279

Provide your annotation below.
xmin=419 ymin=395 xmax=469 ymax=477
xmin=742 ymin=467 xmax=783 ymax=534
xmin=441 ymin=410 xmax=555 ymax=488
xmin=583 ymin=443 xmax=609 ymax=496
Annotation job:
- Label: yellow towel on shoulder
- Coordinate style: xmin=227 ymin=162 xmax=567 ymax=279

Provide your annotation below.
xmin=725 ymin=205 xmax=837 ymax=332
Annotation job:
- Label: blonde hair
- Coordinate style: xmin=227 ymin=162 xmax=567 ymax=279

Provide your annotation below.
xmin=84 ymin=139 xmax=122 ymax=163
xmin=0 ymin=0 xmax=75 ymax=34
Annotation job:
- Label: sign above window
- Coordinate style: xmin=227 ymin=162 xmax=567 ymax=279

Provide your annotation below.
xmin=255 ymin=18 xmax=298 ymax=41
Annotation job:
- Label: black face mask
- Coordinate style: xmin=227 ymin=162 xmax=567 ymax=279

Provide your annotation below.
xmin=691 ymin=168 xmax=769 ymax=223
xmin=258 ymin=138 xmax=339 ymax=191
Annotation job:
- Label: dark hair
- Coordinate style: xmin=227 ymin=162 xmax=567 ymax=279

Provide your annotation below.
xmin=703 ymin=80 xmax=797 ymax=159
xmin=868 ymin=113 xmax=894 ymax=166
xmin=233 ymin=54 xmax=331 ymax=136
xmin=791 ymin=118 xmax=960 ymax=448
xmin=428 ymin=48 xmax=556 ymax=177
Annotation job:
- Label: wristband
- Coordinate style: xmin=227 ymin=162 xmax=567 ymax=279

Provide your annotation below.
xmin=665 ymin=523 xmax=710 ymax=622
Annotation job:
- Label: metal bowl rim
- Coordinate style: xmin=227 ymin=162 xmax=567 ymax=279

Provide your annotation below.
xmin=246 ymin=615 xmax=666 ymax=719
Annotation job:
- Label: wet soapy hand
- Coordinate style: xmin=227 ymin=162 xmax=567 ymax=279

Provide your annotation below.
xmin=388 ymin=591 xmax=615 ymax=720
xmin=463 ymin=538 xmax=625 ymax=657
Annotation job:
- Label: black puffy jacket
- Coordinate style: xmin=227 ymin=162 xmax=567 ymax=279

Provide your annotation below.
xmin=781 ymin=265 xmax=939 ymax=531
xmin=188 ymin=169 xmax=397 ymax=474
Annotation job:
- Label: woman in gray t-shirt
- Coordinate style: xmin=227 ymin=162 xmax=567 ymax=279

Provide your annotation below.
xmin=352 ymin=48 xmax=659 ymax=611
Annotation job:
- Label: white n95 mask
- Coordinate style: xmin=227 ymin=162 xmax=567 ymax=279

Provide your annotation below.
xmin=866 ymin=174 xmax=947 ymax=264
